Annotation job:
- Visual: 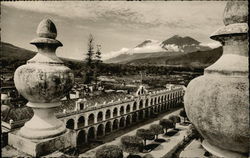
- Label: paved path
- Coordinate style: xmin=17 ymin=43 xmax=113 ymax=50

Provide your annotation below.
xmin=179 ymin=139 xmax=207 ymax=158
xmin=80 ymin=109 xmax=190 ymax=158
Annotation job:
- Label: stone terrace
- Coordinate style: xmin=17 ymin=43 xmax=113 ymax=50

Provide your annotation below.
xmin=80 ymin=109 xmax=190 ymax=158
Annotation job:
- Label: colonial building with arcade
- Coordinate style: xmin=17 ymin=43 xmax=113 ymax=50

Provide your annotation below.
xmin=2 ymin=84 xmax=185 ymax=148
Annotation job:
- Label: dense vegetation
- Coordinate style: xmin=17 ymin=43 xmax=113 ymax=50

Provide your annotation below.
xmin=96 ymin=145 xmax=123 ymax=158
xmin=1 ymin=41 xmax=204 ymax=88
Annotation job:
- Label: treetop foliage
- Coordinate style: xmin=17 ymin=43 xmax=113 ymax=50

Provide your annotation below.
xmin=121 ymin=135 xmax=143 ymax=154
xmin=96 ymin=145 xmax=123 ymax=158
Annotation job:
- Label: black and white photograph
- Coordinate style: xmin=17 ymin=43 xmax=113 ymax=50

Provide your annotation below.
xmin=1 ymin=1 xmax=249 ymax=157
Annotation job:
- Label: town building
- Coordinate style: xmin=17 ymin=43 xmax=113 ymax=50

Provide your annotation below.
xmin=2 ymin=84 xmax=185 ymax=148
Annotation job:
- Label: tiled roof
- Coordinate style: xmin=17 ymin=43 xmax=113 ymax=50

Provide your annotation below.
xmin=1 ymin=104 xmax=33 ymax=122
xmin=2 ymin=91 xmax=131 ymax=123
xmin=56 ymin=92 xmax=131 ymax=113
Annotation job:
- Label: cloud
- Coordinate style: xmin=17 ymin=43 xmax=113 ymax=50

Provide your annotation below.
xmin=1 ymin=1 xmax=227 ymax=61
xmin=200 ymin=42 xmax=222 ymax=48
xmin=104 ymin=48 xmax=129 ymax=60
xmin=130 ymin=45 xmax=164 ymax=54
xmin=2 ymin=1 xmax=226 ymax=30
xmin=162 ymin=44 xmax=180 ymax=52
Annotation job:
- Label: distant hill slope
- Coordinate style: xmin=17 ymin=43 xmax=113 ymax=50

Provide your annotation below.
xmin=105 ymin=51 xmax=186 ymax=64
xmin=1 ymin=42 xmax=36 ymax=62
xmin=105 ymin=35 xmax=212 ymax=64
xmin=126 ymin=47 xmax=223 ymax=69
xmin=0 ymin=42 xmax=81 ymax=72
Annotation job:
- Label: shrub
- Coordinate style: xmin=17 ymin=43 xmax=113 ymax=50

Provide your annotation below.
xmin=136 ymin=129 xmax=155 ymax=146
xmin=96 ymin=145 xmax=123 ymax=158
xmin=149 ymin=124 xmax=164 ymax=139
xmin=120 ymin=135 xmax=143 ymax=154
xmin=188 ymin=124 xmax=203 ymax=141
xmin=159 ymin=119 xmax=174 ymax=134
xmin=179 ymin=109 xmax=188 ymax=123
xmin=168 ymin=115 xmax=181 ymax=129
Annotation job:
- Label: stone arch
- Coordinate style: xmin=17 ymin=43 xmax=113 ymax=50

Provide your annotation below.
xmin=77 ymin=130 xmax=86 ymax=146
xmin=97 ymin=111 xmax=103 ymax=122
xmin=113 ymin=107 xmax=118 ymax=117
xmin=97 ymin=124 xmax=104 ymax=138
xmin=133 ymin=102 xmax=137 ymax=111
xmin=66 ymin=118 xmax=74 ymax=129
xmin=132 ymin=112 xmax=137 ymax=123
xmin=88 ymin=127 xmax=95 ymax=141
xmin=154 ymin=98 xmax=157 ymax=105
xmin=164 ymin=95 xmax=167 ymax=101
xmin=161 ymin=96 xmax=164 ymax=103
xmin=145 ymin=99 xmax=149 ymax=107
xmin=158 ymin=105 xmax=161 ymax=113
xmin=126 ymin=104 xmax=131 ymax=113
xmin=158 ymin=97 xmax=161 ymax=103
xmin=79 ymin=102 xmax=84 ymax=110
xmin=119 ymin=117 xmax=125 ymax=128
xmin=113 ymin=119 xmax=119 ymax=130
xmin=126 ymin=115 xmax=131 ymax=126
xmin=154 ymin=106 xmax=158 ymax=113
xmin=106 ymin=109 xmax=111 ymax=119
xmin=120 ymin=106 xmax=124 ymax=115
xmin=138 ymin=110 xmax=144 ymax=120
xmin=105 ymin=121 xmax=112 ymax=134
xmin=150 ymin=107 xmax=154 ymax=115
xmin=150 ymin=99 xmax=153 ymax=106
xmin=78 ymin=116 xmax=85 ymax=128
xmin=145 ymin=108 xmax=149 ymax=118
xmin=139 ymin=100 xmax=143 ymax=109
xmin=88 ymin=113 xmax=95 ymax=125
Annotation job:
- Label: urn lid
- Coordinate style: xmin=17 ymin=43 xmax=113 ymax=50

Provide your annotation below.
xmin=30 ymin=19 xmax=62 ymax=46
xmin=210 ymin=1 xmax=248 ymax=41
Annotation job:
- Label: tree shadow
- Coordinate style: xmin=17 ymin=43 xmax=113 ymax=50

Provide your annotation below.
xmin=180 ymin=122 xmax=191 ymax=126
xmin=127 ymin=155 xmax=142 ymax=158
xmin=144 ymin=144 xmax=160 ymax=151
xmin=164 ymin=129 xmax=179 ymax=137
xmin=154 ymin=138 xmax=166 ymax=143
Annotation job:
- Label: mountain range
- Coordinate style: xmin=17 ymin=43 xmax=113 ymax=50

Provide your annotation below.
xmin=105 ymin=35 xmax=222 ymax=69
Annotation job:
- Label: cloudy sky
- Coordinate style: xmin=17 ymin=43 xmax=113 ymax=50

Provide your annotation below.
xmin=1 ymin=1 xmax=226 ymax=60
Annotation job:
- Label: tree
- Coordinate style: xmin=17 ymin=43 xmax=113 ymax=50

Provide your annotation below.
xmin=149 ymin=124 xmax=164 ymax=139
xmin=93 ymin=44 xmax=102 ymax=84
xmin=136 ymin=129 xmax=155 ymax=146
xmin=96 ymin=145 xmax=123 ymax=158
xmin=85 ymin=34 xmax=95 ymax=84
xmin=120 ymin=135 xmax=143 ymax=156
xmin=159 ymin=119 xmax=174 ymax=134
xmin=168 ymin=115 xmax=181 ymax=129
xmin=179 ymin=109 xmax=188 ymax=123
xmin=95 ymin=44 xmax=102 ymax=64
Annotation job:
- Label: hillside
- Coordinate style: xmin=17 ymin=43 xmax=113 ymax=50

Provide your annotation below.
xmin=126 ymin=47 xmax=223 ymax=69
xmin=105 ymin=35 xmax=212 ymax=63
xmin=1 ymin=42 xmax=36 ymax=69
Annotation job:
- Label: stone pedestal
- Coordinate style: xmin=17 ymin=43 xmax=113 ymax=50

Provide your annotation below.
xmin=11 ymin=18 xmax=74 ymax=156
xmin=8 ymin=130 xmax=73 ymax=157
xmin=184 ymin=1 xmax=249 ymax=158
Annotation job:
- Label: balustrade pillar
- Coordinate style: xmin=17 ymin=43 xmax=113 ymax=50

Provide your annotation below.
xmin=184 ymin=2 xmax=249 ymax=157
xmin=9 ymin=19 xmax=74 ymax=156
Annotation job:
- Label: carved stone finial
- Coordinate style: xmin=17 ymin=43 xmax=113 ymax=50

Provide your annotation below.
xmin=223 ymin=1 xmax=248 ymax=25
xmin=184 ymin=1 xmax=249 ymax=157
xmin=30 ymin=19 xmax=62 ymax=48
xmin=14 ymin=19 xmax=74 ymax=139
xmin=37 ymin=19 xmax=57 ymax=39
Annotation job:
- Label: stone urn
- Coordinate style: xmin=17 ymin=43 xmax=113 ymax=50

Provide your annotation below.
xmin=14 ymin=19 xmax=74 ymax=139
xmin=184 ymin=1 xmax=249 ymax=158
